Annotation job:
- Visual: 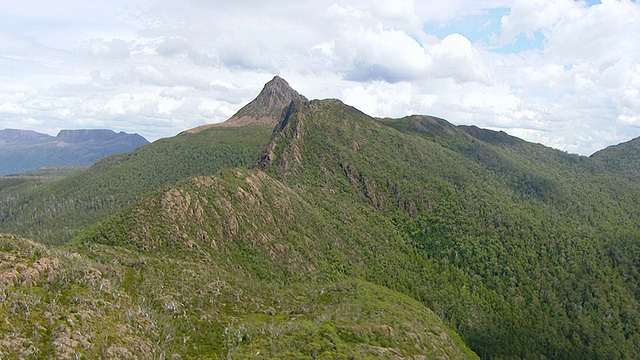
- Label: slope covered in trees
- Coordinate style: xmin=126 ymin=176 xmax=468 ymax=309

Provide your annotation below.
xmin=0 ymin=126 xmax=272 ymax=243
xmin=591 ymin=136 xmax=640 ymax=181
xmin=1 ymin=77 xmax=639 ymax=358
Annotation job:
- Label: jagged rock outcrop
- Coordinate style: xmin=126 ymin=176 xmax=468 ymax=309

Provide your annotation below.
xmin=256 ymin=98 xmax=310 ymax=171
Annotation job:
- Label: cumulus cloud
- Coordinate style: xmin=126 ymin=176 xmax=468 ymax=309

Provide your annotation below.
xmin=429 ymin=34 xmax=491 ymax=84
xmin=488 ymin=0 xmax=640 ymax=153
xmin=320 ymin=5 xmax=492 ymax=85
xmin=0 ymin=0 xmax=638 ymax=154
xmin=336 ymin=26 xmax=432 ymax=82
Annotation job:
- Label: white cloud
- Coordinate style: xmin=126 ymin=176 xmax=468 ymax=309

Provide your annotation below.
xmin=618 ymin=114 xmax=640 ymax=127
xmin=429 ymin=34 xmax=492 ymax=84
xmin=414 ymin=0 xmax=512 ymax=24
xmin=83 ymin=38 xmax=131 ymax=59
xmin=0 ymin=0 xmax=638 ymax=154
xmin=341 ymin=81 xmax=415 ymax=116
xmin=336 ymin=26 xmax=432 ymax=82
xmin=499 ymin=0 xmax=582 ymax=45
xmin=0 ymin=102 xmax=28 ymax=115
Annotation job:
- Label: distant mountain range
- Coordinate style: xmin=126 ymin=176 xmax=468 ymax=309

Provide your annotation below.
xmin=0 ymin=128 xmax=149 ymax=175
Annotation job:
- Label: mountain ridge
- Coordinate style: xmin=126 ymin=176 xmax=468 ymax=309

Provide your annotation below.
xmin=56 ymin=129 xmax=144 ymax=143
xmin=80 ymin=84 xmax=640 ymax=358
xmin=1 ymin=76 xmax=639 ymax=358
xmin=0 ymin=128 xmax=52 ymax=141
xmin=590 ymin=136 xmax=640 ymax=180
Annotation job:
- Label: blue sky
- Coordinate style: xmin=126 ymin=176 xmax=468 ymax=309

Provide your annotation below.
xmin=0 ymin=0 xmax=638 ymax=155
xmin=425 ymin=8 xmax=521 ymax=50
xmin=425 ymin=0 xmax=603 ymax=53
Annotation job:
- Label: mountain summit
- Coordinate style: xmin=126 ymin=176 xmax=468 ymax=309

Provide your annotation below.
xmin=188 ymin=76 xmax=308 ymax=132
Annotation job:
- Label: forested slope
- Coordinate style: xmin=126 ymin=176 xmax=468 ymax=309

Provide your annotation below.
xmin=591 ymin=136 xmax=640 ymax=181
xmin=0 ymin=126 xmax=272 ymax=243
xmin=0 ymin=77 xmax=303 ymax=244
xmin=80 ymin=96 xmax=640 ymax=358
xmin=1 ymin=77 xmax=638 ymax=358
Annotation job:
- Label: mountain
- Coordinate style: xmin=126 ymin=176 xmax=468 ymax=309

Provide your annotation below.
xmin=187 ymin=76 xmax=308 ymax=132
xmin=591 ymin=136 xmax=640 ymax=180
xmin=0 ymin=128 xmax=149 ymax=175
xmin=1 ymin=77 xmax=639 ymax=359
xmin=0 ymin=77 xmax=301 ymax=242
xmin=0 ymin=128 xmax=51 ymax=141
xmin=0 ymin=125 xmax=272 ymax=243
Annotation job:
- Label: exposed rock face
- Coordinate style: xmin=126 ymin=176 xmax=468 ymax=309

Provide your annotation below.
xmin=256 ymin=98 xmax=310 ymax=172
xmin=187 ymin=76 xmax=308 ymax=132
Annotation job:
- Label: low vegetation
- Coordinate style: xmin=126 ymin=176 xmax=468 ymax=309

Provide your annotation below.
xmin=1 ymin=233 xmax=477 ymax=359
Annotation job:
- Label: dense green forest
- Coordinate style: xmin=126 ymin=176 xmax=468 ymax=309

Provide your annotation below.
xmin=1 ymin=77 xmax=638 ymax=358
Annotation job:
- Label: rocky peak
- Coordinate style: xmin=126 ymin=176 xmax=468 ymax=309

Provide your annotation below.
xmin=230 ymin=76 xmax=308 ymax=123
xmin=187 ymin=76 xmax=308 ymax=132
